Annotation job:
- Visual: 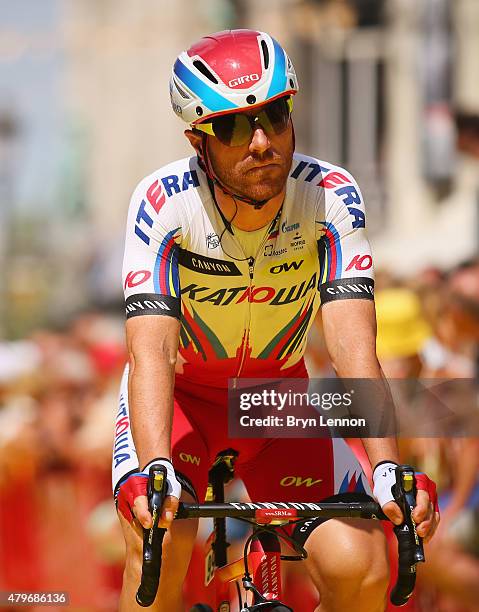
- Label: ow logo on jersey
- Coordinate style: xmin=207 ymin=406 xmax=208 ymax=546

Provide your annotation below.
xmin=270 ymin=260 xmax=303 ymax=274
xmin=135 ymin=170 xmax=200 ymax=246
xmin=280 ymin=476 xmax=322 ymax=487
xmin=179 ymin=452 xmax=201 ymax=466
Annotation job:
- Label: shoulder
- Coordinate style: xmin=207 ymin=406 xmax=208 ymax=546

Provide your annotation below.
xmin=129 ymin=156 xmax=203 ymax=206
xmin=290 ymin=152 xmax=359 ymax=191
xmin=291 ymin=153 xmax=365 ymax=229
xmin=125 ymin=156 xmax=206 ymax=247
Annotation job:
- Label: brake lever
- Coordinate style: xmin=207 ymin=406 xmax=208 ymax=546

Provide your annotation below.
xmin=389 ymin=465 xmax=425 ymax=606
xmin=135 ymin=464 xmax=168 ymax=607
xmin=393 ymin=465 xmax=425 ymax=564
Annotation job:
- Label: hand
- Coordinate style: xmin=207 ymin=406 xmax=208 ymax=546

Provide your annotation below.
xmin=373 ymin=462 xmax=440 ymax=543
xmin=116 ymin=458 xmax=181 ymax=529
xmin=132 ymin=492 xmax=180 ymax=530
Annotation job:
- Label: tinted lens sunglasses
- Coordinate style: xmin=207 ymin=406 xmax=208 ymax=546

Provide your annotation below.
xmin=194 ymin=96 xmax=293 ymax=146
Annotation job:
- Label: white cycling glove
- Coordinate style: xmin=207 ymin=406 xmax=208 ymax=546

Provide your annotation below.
xmin=142 ymin=457 xmax=182 ymax=500
xmin=372 ymin=461 xmax=398 ymax=508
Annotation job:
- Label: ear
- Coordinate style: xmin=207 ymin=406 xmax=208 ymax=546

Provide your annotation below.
xmin=184 ymin=129 xmax=203 ymax=156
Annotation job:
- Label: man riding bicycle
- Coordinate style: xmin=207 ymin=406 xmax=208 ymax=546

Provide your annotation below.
xmin=113 ymin=30 xmax=439 ymax=611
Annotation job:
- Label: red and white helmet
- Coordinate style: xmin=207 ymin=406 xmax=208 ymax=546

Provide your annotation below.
xmin=170 ymin=29 xmax=299 ymax=125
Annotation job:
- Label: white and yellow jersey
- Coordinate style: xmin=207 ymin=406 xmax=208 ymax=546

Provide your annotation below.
xmin=123 ymin=153 xmax=374 ymax=388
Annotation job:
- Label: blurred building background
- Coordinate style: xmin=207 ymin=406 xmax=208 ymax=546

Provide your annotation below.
xmin=0 ymin=0 xmax=477 ymax=338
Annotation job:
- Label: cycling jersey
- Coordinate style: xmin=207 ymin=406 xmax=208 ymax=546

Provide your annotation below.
xmin=123 ymin=153 xmax=374 ymax=389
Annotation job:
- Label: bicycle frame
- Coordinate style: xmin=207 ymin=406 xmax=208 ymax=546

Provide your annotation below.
xmin=203 ymin=529 xmax=284 ymax=610
xmin=201 ymin=449 xmax=287 ymax=610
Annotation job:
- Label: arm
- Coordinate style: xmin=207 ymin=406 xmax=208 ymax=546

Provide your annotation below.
xmin=316 ymin=164 xmax=438 ymax=538
xmin=322 ymin=296 xmax=439 ymax=539
xmin=118 ymin=171 xmax=183 ymax=528
xmin=127 ymin=315 xmax=180 ymax=468
xmin=125 ymin=315 xmax=180 ymax=528
xmin=321 ymin=299 xmax=399 ymax=470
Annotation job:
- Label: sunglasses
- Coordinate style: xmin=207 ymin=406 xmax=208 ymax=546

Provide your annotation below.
xmin=194 ymin=96 xmax=293 ymax=146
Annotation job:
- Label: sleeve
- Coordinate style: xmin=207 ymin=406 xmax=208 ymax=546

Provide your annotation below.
xmin=315 ymin=168 xmax=374 ymax=305
xmin=122 ymin=174 xmax=182 ymax=319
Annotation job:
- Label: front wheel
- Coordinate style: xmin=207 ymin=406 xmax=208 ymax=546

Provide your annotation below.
xmin=190 ymin=605 xmax=213 ymax=612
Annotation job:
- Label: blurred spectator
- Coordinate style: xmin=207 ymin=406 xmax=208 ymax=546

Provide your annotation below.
xmin=421 ymin=260 xmax=479 ymax=378
xmin=375 ymin=287 xmax=432 ymax=379
xmin=0 ymin=312 xmax=126 ymax=610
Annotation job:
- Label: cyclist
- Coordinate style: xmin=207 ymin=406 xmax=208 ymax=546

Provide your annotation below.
xmin=113 ymin=30 xmax=439 ymax=611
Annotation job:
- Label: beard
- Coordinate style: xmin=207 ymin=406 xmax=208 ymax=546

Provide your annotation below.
xmin=206 ymin=133 xmax=294 ymax=202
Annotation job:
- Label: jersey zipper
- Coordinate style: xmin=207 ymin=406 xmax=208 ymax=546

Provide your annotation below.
xmin=233 ymin=256 xmax=254 ymax=386
xmin=233 ymin=212 xmax=281 ymax=385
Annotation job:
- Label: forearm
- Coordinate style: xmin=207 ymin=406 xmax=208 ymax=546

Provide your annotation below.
xmin=335 ymin=355 xmax=399 ymax=467
xmin=336 ymin=355 xmax=400 ymax=468
xmin=126 ymin=317 xmax=179 ymax=470
xmin=129 ymin=353 xmax=176 ymax=469
xmin=323 ymin=301 xmax=399 ymax=468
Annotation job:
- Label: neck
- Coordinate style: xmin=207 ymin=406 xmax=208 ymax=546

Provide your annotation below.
xmin=213 ymin=184 xmax=285 ymax=231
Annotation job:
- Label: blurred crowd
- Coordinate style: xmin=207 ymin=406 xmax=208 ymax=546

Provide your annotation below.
xmin=0 ymin=260 xmax=478 ymax=611
xmin=0 ymin=313 xmax=127 ymax=611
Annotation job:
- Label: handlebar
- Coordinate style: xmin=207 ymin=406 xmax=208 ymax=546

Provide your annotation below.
xmin=135 ymin=464 xmax=425 ymax=607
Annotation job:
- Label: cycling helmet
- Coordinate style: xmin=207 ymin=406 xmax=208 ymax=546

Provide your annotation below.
xmin=170 ymin=29 xmax=299 ymax=125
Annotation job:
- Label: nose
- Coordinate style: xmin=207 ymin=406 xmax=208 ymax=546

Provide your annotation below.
xmin=248 ymin=125 xmax=271 ymax=155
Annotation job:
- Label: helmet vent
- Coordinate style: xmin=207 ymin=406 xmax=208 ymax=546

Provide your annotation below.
xmin=260 ymin=39 xmax=269 ymax=69
xmin=174 ymin=78 xmax=190 ymax=99
xmin=193 ymin=60 xmax=218 ymax=84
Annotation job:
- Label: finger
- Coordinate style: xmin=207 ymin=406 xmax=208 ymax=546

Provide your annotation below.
xmin=132 ymin=495 xmax=153 ymax=529
xmin=159 ymin=495 xmax=180 ymax=528
xmin=412 ymin=490 xmax=430 ymax=524
xmin=382 ymin=500 xmax=404 ymax=525
xmin=416 ymin=502 xmax=434 ymax=539
xmin=422 ymin=511 xmax=441 ymax=543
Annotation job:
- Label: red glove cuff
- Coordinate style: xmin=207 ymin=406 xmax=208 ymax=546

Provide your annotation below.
xmin=415 ymin=473 xmax=439 ymax=514
xmin=116 ymin=473 xmax=148 ymax=523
